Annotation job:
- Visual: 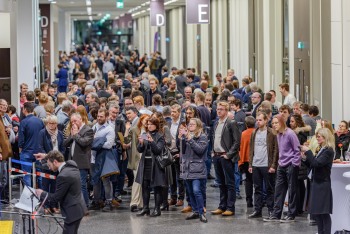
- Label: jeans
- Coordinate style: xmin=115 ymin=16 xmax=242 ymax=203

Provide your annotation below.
xmin=80 ymin=169 xmax=89 ymax=207
xmin=20 ymin=152 xmax=35 ymax=187
xmin=213 ymin=156 xmax=236 ymax=212
xmin=234 ymin=162 xmax=241 ymax=195
xmin=205 ymin=141 xmax=213 ymax=176
xmin=93 ymin=176 xmax=113 ymax=201
xmin=252 ymin=167 xmax=275 ymax=212
xmin=170 ymin=158 xmax=185 ymax=201
xmin=114 ymin=157 xmax=128 ymax=195
xmin=185 ymin=179 xmax=206 ymax=215
xmin=272 ymin=164 xmax=299 ymax=218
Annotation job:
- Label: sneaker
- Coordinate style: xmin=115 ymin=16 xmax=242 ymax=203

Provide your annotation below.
xmin=102 ymin=201 xmax=113 ymax=212
xmin=280 ymin=216 xmax=295 ymax=223
xmin=114 ymin=195 xmax=122 ymax=203
xmin=263 ymin=216 xmax=280 ymax=222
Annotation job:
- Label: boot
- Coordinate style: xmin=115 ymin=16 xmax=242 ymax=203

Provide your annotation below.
xmin=150 ymin=208 xmax=161 ymax=217
xmin=150 ymin=189 xmax=162 ymax=217
xmin=136 ymin=208 xmax=150 ymax=216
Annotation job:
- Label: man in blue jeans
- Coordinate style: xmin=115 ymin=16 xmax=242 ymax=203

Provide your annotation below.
xmin=18 ymin=102 xmax=44 ymax=186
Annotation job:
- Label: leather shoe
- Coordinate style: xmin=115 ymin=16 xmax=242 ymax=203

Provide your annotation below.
xmin=175 ymin=200 xmax=184 ymax=207
xmin=185 ymin=212 xmax=199 ymax=220
xmin=222 ymin=210 xmax=234 ymax=216
xmin=200 ymin=214 xmax=208 ymax=223
xmin=181 ymin=206 xmax=192 ymax=213
xmin=210 ymin=209 xmax=224 ymax=215
xmin=248 ymin=211 xmax=262 ymax=218
xmin=136 ymin=208 xmax=150 ymax=216
xmin=130 ymin=205 xmax=138 ymax=212
xmin=168 ymin=199 xmax=177 ymax=206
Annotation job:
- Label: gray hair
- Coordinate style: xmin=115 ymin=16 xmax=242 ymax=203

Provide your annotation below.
xmin=141 ymin=72 xmax=149 ymax=80
xmin=61 ymin=100 xmax=73 ymax=112
xmin=44 ymin=115 xmax=58 ymax=125
xmin=162 ymin=106 xmax=171 ymax=116
xmin=85 ymin=85 xmax=94 ymax=93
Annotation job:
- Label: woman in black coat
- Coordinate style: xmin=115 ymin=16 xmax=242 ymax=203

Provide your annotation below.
xmin=290 ymin=114 xmax=309 ymax=214
xmin=300 ymin=128 xmax=334 ymax=234
xmin=38 ymin=115 xmax=65 ymax=213
xmin=135 ymin=116 xmax=166 ymax=217
xmin=179 ymin=118 xmax=208 ymax=223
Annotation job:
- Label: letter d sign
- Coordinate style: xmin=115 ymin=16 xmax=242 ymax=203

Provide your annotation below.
xmin=150 ymin=0 xmax=165 ymax=26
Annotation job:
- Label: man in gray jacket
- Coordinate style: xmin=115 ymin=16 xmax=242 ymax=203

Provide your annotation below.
xmin=64 ymin=113 xmax=94 ymax=208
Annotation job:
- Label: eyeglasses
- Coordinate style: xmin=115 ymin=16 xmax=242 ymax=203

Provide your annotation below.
xmin=217 ymin=108 xmax=226 ymax=111
xmin=48 ymin=122 xmax=57 ymax=125
xmin=188 ymin=123 xmax=196 ymax=126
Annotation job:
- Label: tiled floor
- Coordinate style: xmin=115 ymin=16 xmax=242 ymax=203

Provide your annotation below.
xmin=0 ymin=182 xmax=318 ymax=234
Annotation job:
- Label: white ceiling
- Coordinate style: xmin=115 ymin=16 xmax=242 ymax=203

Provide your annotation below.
xmin=39 ymin=0 xmax=185 ymax=20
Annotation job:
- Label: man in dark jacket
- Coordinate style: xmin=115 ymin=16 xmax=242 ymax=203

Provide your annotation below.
xmin=64 ymin=113 xmax=94 ymax=207
xmin=18 ymin=102 xmax=44 ymax=186
xmin=144 ymin=76 xmax=164 ymax=107
xmin=211 ymin=101 xmax=241 ymax=216
xmin=248 ymin=112 xmax=279 ymax=218
xmin=35 ymin=151 xmax=86 ymax=234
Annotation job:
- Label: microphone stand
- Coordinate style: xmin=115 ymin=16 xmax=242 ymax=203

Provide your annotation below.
xmin=19 ymin=178 xmax=65 ymax=233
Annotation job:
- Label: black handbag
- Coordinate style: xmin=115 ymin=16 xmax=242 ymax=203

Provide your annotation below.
xmin=156 ymin=147 xmax=174 ymax=169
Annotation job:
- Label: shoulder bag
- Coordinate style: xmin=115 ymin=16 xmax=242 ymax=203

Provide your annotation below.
xmin=156 ymin=146 xmax=174 ymax=169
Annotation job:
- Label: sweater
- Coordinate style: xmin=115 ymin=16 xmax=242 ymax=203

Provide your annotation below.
xmin=277 ymin=128 xmax=301 ymax=167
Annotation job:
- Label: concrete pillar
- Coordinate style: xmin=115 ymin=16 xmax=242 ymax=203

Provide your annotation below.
xmin=229 ymin=0 xmax=249 ymax=82
xmin=186 ymin=24 xmax=197 ymax=69
xmin=10 ymin=0 xmax=39 ymax=107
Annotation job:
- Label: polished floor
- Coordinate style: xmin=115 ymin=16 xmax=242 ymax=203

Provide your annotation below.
xmin=1 ymin=182 xmax=317 ymax=234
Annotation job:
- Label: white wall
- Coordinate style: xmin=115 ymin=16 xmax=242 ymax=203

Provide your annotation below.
xmin=0 ymin=13 xmax=10 ymax=48
xmin=331 ymin=0 xmax=350 ymax=124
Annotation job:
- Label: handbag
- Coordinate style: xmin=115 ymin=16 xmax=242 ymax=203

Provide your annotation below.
xmin=156 ymin=147 xmax=174 ymax=169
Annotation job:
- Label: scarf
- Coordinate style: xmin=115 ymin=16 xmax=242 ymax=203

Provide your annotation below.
xmin=336 ymin=130 xmax=349 ymax=137
xmin=46 ymin=126 xmax=58 ymax=146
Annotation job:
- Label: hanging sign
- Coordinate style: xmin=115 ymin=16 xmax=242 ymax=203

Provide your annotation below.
xmin=150 ymin=0 xmax=165 ymax=26
xmin=186 ymin=0 xmax=210 ymax=24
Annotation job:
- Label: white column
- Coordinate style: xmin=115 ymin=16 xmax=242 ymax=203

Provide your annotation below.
xmin=50 ymin=4 xmax=59 ymax=80
xmin=65 ymin=12 xmax=71 ymax=53
xmin=186 ymin=24 xmax=197 ymax=68
xmin=342 ymin=0 xmax=350 ymax=120
xmin=10 ymin=0 xmax=38 ymax=107
xmin=229 ymin=0 xmax=249 ymax=82
xmin=288 ymin=0 xmax=295 ymax=95
xmin=160 ymin=25 xmax=166 ymax=58
xmin=330 ymin=0 xmax=343 ymax=125
xmin=217 ymin=0 xmax=228 ymax=75
xmin=200 ymin=24 xmax=210 ymax=79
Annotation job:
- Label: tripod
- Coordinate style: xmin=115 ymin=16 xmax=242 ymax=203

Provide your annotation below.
xmin=18 ymin=177 xmax=64 ymax=233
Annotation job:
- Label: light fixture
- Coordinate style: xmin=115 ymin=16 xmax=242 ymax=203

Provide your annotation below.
xmin=89 ymin=16 xmax=93 ymax=21
xmin=86 ymin=0 xmax=91 ymax=6
xmin=87 ymin=7 xmax=92 ymax=15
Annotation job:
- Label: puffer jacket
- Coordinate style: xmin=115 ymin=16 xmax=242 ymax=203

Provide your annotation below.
xmin=180 ymin=133 xmax=208 ymax=180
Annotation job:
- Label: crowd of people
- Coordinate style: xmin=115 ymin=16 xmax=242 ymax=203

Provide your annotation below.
xmin=0 ymin=44 xmax=350 ymax=234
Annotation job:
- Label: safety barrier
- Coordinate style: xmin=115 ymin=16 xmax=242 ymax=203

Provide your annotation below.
xmin=8 ymin=157 xmax=56 ymax=202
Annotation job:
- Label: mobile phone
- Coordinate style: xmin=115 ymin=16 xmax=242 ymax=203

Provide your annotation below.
xmin=141 ymin=133 xmax=148 ymax=140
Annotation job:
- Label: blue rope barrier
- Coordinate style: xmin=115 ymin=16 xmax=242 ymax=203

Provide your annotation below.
xmin=10 ymin=159 xmax=33 ymax=167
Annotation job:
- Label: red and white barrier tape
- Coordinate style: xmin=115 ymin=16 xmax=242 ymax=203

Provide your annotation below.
xmin=9 ymin=168 xmax=56 ymax=180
